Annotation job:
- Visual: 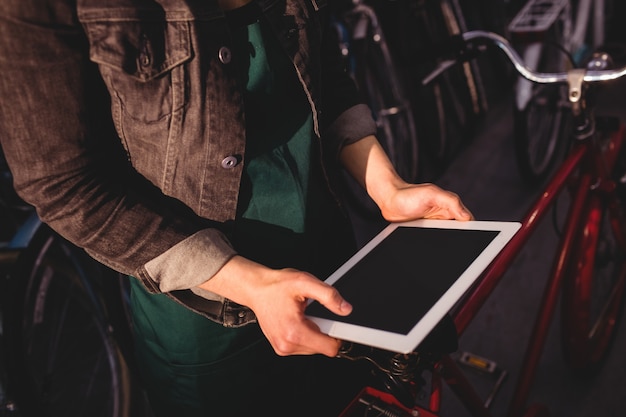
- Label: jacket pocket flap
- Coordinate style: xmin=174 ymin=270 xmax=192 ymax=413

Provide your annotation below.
xmin=84 ymin=18 xmax=191 ymax=81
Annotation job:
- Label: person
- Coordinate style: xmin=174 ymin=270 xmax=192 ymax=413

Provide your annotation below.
xmin=0 ymin=0 xmax=472 ymax=415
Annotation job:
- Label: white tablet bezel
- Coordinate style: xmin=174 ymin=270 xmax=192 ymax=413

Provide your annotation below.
xmin=306 ymin=219 xmax=521 ymax=353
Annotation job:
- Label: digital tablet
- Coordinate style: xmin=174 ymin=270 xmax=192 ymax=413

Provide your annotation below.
xmin=305 ymin=219 xmax=521 ymax=353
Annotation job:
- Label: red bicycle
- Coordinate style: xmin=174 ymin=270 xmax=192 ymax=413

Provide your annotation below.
xmin=338 ymin=30 xmax=626 ymax=417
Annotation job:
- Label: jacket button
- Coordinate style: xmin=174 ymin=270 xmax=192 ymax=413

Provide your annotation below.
xmin=218 ymin=46 xmax=232 ymax=64
xmin=139 ymin=51 xmax=151 ymax=68
xmin=221 ymin=155 xmax=240 ymax=169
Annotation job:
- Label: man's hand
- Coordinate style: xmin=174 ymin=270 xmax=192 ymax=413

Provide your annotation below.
xmin=198 ymin=256 xmax=352 ymax=357
xmin=377 ymin=182 xmax=472 ymax=222
xmin=340 ymin=135 xmax=473 ymax=222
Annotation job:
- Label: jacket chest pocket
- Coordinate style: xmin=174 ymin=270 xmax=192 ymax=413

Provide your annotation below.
xmin=82 ymin=18 xmax=192 ymax=124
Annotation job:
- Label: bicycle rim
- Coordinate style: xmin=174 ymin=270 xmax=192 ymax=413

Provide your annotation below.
xmin=514 ymin=22 xmax=571 ymax=185
xmin=561 ymin=192 xmax=626 ymax=374
xmin=416 ymin=70 xmax=475 ymax=175
xmin=5 ymin=228 xmax=129 ymax=417
xmin=357 ymin=28 xmax=419 ymax=182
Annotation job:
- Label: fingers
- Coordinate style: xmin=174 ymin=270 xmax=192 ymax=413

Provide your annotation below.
xmin=304 ymin=278 xmax=353 ymax=317
xmin=445 ymin=189 xmax=473 ymax=220
xmin=286 ymin=279 xmax=352 ymax=357
xmin=264 ymin=307 xmax=344 ymax=358
xmin=383 ymin=183 xmax=474 ymax=222
xmin=277 ymin=319 xmax=344 ymax=358
xmin=253 ymin=271 xmax=350 ymax=358
xmin=432 ymin=189 xmax=473 ymax=221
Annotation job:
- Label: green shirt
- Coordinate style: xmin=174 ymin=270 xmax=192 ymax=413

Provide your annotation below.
xmin=229 ymin=10 xmax=344 ymax=276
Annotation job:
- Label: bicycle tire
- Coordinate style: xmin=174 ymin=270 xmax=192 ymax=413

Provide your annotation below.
xmin=425 ymin=70 xmax=477 ymax=169
xmin=348 ymin=7 xmax=420 ymax=182
xmin=513 ymin=34 xmax=571 ymax=184
xmin=3 ymin=224 xmax=131 ymax=417
xmin=442 ymin=0 xmax=489 ymax=116
xmin=408 ymin=0 xmax=483 ymax=173
xmin=560 ymin=129 xmax=626 ymax=374
xmin=360 ymin=47 xmax=420 ymax=183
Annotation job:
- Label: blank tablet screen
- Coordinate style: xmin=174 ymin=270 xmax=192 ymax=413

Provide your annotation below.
xmin=305 ymin=226 xmax=500 ymax=335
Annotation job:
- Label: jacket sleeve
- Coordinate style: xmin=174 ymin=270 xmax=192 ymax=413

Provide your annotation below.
xmin=0 ymin=0 xmax=235 ymax=302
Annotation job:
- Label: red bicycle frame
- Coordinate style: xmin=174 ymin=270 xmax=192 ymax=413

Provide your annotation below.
xmin=341 ymin=123 xmax=626 ymax=417
xmin=436 ymin=123 xmax=626 ymax=417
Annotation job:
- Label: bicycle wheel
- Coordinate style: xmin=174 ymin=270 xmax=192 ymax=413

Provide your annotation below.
xmin=407 ymin=0 xmax=484 ymax=174
xmin=560 ymin=135 xmax=626 ymax=373
xmin=349 ymin=8 xmax=420 ymax=182
xmin=3 ymin=225 xmax=131 ymax=417
xmin=513 ymin=35 xmax=570 ymax=184
xmin=422 ymin=70 xmax=477 ymax=169
xmin=360 ymin=52 xmax=419 ymax=183
xmin=330 ymin=4 xmax=420 ymax=228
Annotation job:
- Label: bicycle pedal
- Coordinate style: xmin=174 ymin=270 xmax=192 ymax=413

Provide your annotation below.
xmin=456 ymin=352 xmax=508 ymax=408
xmin=458 ymin=351 xmax=498 ymax=374
xmin=508 ymin=0 xmax=568 ymax=36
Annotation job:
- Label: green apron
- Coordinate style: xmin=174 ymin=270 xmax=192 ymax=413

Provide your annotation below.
xmin=130 ymin=4 xmax=365 ymax=416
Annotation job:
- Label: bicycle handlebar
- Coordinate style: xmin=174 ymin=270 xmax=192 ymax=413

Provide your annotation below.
xmin=424 ymin=30 xmax=626 ymax=86
xmin=464 ymin=31 xmax=626 ymax=84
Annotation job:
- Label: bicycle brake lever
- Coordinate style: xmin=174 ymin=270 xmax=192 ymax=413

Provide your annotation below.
xmin=421 ymin=34 xmax=484 ymax=86
xmin=422 ymin=59 xmax=457 ymax=86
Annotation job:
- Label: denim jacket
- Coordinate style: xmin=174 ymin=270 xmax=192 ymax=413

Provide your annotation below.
xmin=0 ymin=0 xmax=376 ymax=324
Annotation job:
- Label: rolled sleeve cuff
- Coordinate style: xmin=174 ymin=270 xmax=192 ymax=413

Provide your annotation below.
xmin=324 ymin=103 xmax=377 ymax=160
xmin=135 ymin=228 xmax=237 ymax=301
